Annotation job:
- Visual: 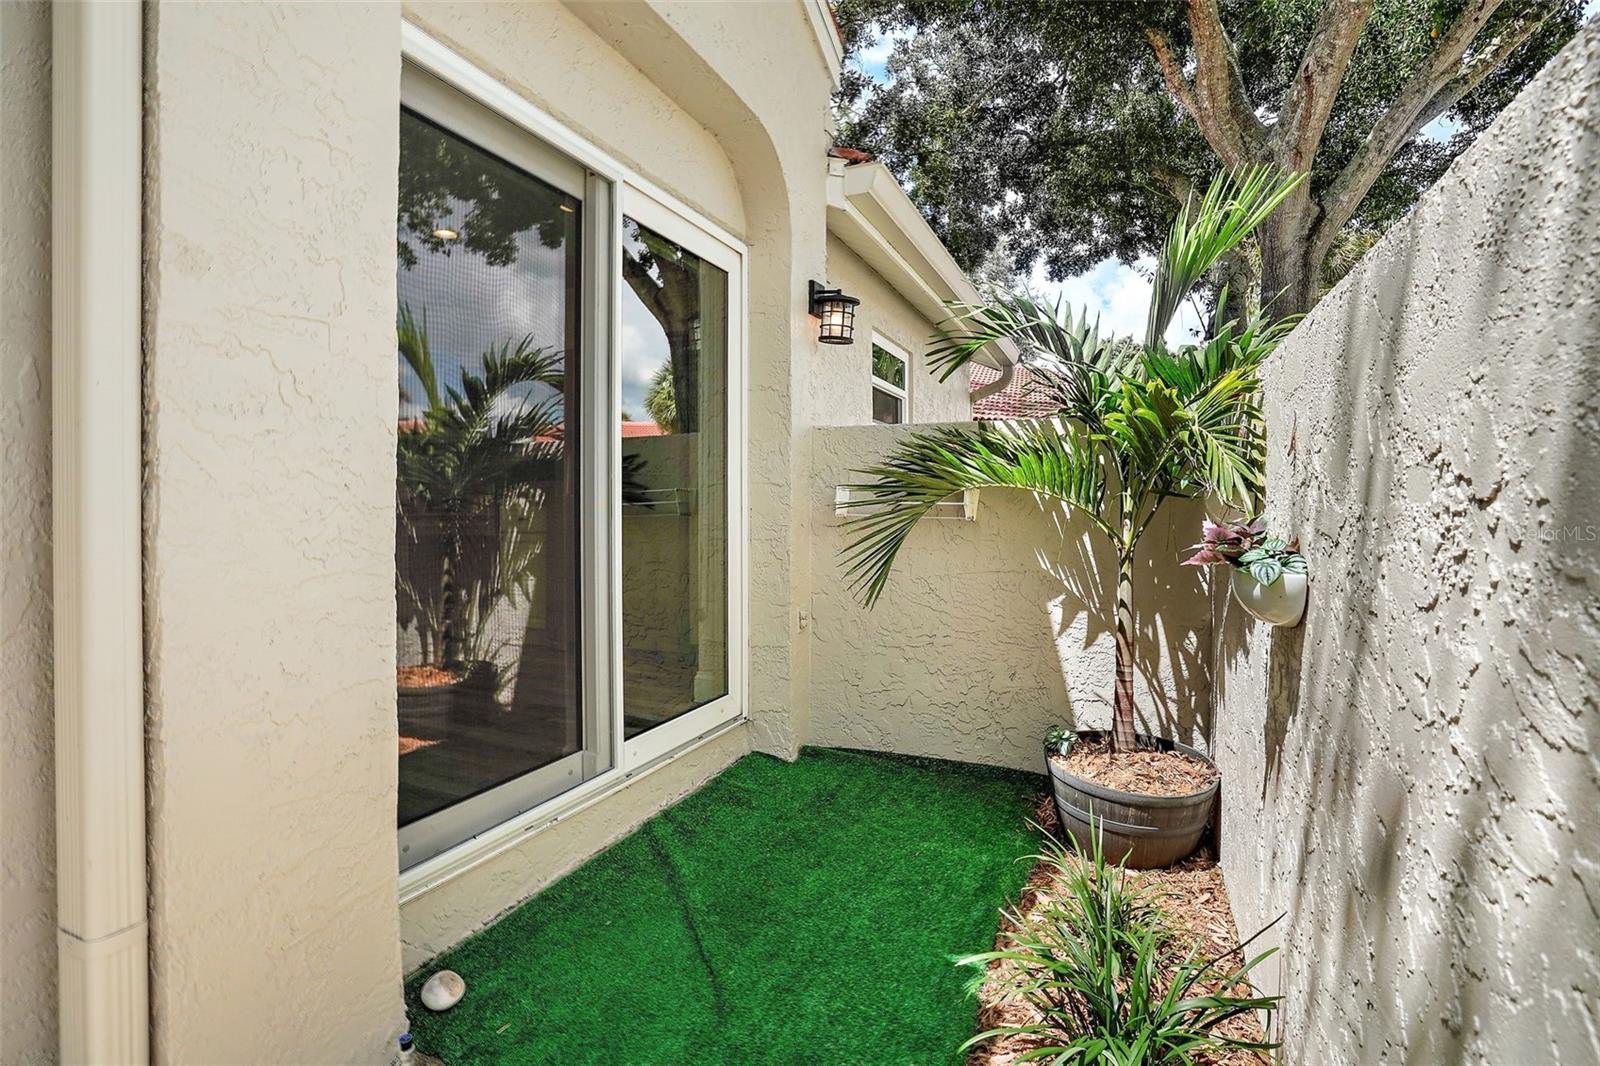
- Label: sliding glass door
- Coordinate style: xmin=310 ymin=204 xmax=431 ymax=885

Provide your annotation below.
xmin=394 ymin=62 xmax=742 ymax=872
xmin=619 ymin=211 xmax=730 ymax=744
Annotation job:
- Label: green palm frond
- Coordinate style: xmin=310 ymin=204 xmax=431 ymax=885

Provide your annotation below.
xmin=398 ymin=302 xmax=442 ymax=412
xmin=840 ymin=420 xmax=1110 ymax=606
xmin=927 ymin=293 xmax=1117 ymax=382
xmin=842 ymin=165 xmax=1304 ymax=611
xmin=1181 ymin=367 xmax=1266 ymax=506
xmin=1146 ymin=165 xmax=1306 ymax=349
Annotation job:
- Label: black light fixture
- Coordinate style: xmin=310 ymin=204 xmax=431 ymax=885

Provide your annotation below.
xmin=809 ymin=280 xmax=860 ymax=345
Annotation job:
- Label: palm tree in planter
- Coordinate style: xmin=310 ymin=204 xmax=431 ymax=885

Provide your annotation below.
xmin=840 ymin=166 xmax=1304 ymax=868
xmin=396 ymin=305 xmax=568 ymax=735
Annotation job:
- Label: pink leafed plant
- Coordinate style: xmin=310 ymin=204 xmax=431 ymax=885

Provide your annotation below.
xmin=1183 ymin=516 xmax=1306 ymax=586
xmin=1181 ymin=517 xmax=1265 ymax=567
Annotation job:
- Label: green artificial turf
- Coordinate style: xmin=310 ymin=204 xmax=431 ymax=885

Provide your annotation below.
xmin=404 ymin=746 xmax=1044 ymax=1065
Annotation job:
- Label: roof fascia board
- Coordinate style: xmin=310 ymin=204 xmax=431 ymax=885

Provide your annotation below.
xmin=827 ymin=162 xmax=1017 ymax=368
xmin=804 ymin=0 xmax=844 ymax=89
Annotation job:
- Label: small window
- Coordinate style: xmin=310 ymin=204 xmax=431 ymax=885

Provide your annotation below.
xmin=871 ymin=337 xmax=908 ymax=425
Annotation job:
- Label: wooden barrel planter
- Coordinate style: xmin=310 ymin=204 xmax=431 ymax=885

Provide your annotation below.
xmin=1046 ymin=729 xmax=1218 ymax=870
xmin=398 ymin=679 xmax=458 ymax=745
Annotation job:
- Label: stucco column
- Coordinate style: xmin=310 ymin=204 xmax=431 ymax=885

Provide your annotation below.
xmin=143 ymin=3 xmax=404 ymax=1060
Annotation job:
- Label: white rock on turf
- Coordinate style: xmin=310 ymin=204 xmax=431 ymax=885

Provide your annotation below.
xmin=420 ymin=969 xmax=466 ymax=1011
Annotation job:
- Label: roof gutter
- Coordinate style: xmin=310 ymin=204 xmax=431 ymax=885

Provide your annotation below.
xmin=968 ymin=359 xmax=1017 ymax=404
xmin=52 ymin=3 xmax=149 ymax=1061
xmin=802 ymin=0 xmax=844 ymax=89
xmin=825 ymin=160 xmax=1018 ymax=373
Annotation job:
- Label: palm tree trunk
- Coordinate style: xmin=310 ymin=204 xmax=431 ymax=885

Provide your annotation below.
xmin=1112 ymin=551 xmax=1137 ymax=753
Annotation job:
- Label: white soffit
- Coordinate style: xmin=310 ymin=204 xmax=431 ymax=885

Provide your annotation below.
xmin=826 ymin=160 xmax=1017 ymax=370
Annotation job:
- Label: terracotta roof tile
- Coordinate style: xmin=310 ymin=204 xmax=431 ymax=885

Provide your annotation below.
xmin=969 ymin=363 xmax=1060 ymax=420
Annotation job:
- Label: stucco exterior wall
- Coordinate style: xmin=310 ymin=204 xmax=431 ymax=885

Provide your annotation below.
xmin=820 ymin=233 xmax=972 ymax=426
xmin=143 ymin=3 xmax=405 ymax=1062
xmin=1212 ymin=24 xmax=1600 ymax=1064
xmin=0 ymin=4 xmax=57 ymax=1062
xmin=810 ymin=423 xmax=1213 ymax=772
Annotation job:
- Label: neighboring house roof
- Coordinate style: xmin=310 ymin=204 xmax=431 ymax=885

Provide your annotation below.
xmin=621 ymin=420 xmax=663 ymax=438
xmin=824 ymin=158 xmax=1018 ymax=373
xmin=969 ymin=363 xmax=1060 ymax=421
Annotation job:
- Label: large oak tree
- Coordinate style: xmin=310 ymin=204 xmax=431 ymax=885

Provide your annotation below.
xmin=836 ymin=0 xmax=1585 ymax=316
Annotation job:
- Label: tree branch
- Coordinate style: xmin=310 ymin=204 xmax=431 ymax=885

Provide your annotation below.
xmin=1148 ymin=164 xmax=1197 ymax=207
xmin=1144 ymin=26 xmax=1204 ymax=134
xmin=1314 ymin=0 xmax=1549 ymax=260
xmin=1274 ymin=0 xmax=1376 ymax=169
xmin=1144 ymin=0 xmax=1265 ymax=167
xmin=1186 ymin=0 xmax=1266 ymax=163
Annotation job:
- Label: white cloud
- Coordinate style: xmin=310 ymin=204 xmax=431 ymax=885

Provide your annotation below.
xmin=620 ymin=291 xmax=670 ymax=415
xmin=1027 ymin=257 xmax=1205 ymax=350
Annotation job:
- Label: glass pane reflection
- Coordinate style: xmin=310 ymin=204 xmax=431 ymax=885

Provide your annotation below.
xmin=620 ymin=217 xmax=729 ymax=737
xmin=395 ymin=108 xmax=583 ymax=827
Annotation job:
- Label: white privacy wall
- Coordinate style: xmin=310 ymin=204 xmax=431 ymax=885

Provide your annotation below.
xmin=1212 ymin=23 xmax=1600 ymax=1064
xmin=809 ymin=423 xmax=1213 ymax=772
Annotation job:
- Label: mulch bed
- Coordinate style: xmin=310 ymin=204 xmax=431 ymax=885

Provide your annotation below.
xmin=398 ymin=664 xmax=463 ymax=689
xmin=1052 ymin=738 xmax=1219 ymax=797
xmin=969 ymin=796 xmax=1270 ymax=1066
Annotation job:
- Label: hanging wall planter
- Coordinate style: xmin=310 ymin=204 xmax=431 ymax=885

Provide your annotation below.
xmin=1230 ymin=566 xmax=1307 ymax=627
xmin=1184 ymin=517 xmax=1308 ymax=628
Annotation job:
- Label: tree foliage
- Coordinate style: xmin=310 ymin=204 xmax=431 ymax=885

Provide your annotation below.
xmin=835 ymin=0 xmax=1585 ymax=312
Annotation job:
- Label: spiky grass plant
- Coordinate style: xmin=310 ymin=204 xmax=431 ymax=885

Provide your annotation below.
xmin=958 ymin=824 xmax=1280 ymax=1065
xmin=840 ymin=166 xmax=1305 ymax=753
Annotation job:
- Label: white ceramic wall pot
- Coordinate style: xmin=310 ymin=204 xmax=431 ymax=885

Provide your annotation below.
xmin=1231 ymin=567 xmax=1307 ymax=627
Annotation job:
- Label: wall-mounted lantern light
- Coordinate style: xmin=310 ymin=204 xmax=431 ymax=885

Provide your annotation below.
xmin=809 ymin=280 xmax=860 ymax=345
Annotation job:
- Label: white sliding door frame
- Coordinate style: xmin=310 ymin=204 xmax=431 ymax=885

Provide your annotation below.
xmin=397 ymin=23 xmax=749 ymax=899
xmin=617 ymin=185 xmax=747 ymax=769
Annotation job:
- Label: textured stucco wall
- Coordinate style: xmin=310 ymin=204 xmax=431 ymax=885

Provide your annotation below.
xmin=820 ymin=233 xmax=972 ymax=426
xmin=810 ymin=423 xmax=1213 ymax=772
xmin=1213 ymin=24 xmax=1600 ymax=1064
xmin=143 ymin=3 xmax=405 ymax=1061
xmin=0 ymin=4 xmax=57 ymax=1062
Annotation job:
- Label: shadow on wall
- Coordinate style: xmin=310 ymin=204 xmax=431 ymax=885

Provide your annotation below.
xmin=1212 ymin=24 xmax=1600 ymax=1063
xmin=1035 ymin=494 xmax=1213 ymax=747
xmin=807 ymin=422 xmax=1214 ymax=773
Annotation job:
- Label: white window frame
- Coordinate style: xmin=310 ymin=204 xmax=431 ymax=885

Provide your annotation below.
xmin=870 ymin=333 xmax=910 ymax=424
xmin=397 ymin=23 xmax=748 ymax=899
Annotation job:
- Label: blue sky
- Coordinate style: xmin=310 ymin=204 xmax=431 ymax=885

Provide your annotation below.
xmin=846 ymin=10 xmax=1595 ymax=344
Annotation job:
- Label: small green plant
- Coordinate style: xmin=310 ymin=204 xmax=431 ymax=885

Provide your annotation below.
xmin=958 ymin=824 xmax=1280 ymax=1065
xmin=1044 ymin=725 xmax=1076 ymax=757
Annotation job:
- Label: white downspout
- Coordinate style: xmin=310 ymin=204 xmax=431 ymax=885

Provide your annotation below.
xmin=52 ymin=3 xmax=149 ymax=1063
xmin=969 ymin=356 xmax=1016 ymax=405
